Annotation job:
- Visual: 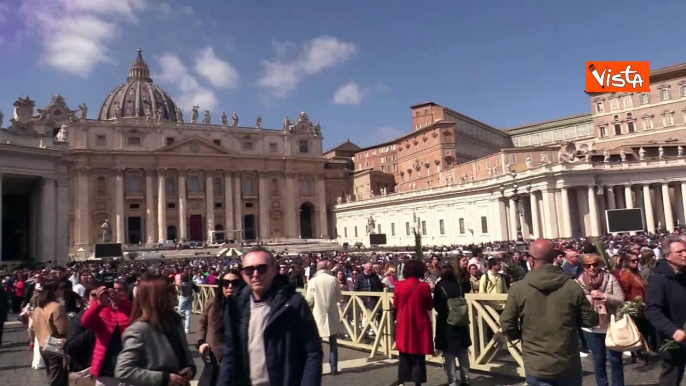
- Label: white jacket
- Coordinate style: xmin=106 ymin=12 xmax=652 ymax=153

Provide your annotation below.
xmin=306 ymin=270 xmax=343 ymax=338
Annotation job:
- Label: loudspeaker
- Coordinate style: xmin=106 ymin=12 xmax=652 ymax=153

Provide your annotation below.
xmin=95 ymin=243 xmax=123 ymax=258
xmin=369 ymin=233 xmax=387 ymax=245
xmin=606 ymin=208 xmax=644 ymax=233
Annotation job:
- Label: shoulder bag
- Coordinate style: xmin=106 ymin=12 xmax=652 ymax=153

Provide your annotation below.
xmin=605 ymin=314 xmax=644 ymax=352
xmin=438 ymin=283 xmax=469 ymax=327
xmin=39 ymin=307 xmax=64 ymax=355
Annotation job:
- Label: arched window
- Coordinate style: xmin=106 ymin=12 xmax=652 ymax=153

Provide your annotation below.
xmin=188 ymin=176 xmax=201 ymax=193
xmin=126 ymin=174 xmax=141 ymax=193
xmin=271 ymin=178 xmax=279 ymax=195
xmin=213 ymin=178 xmax=222 ymax=196
xmin=165 ymin=177 xmax=176 ymax=197
xmin=301 ymin=179 xmax=311 ymax=196
xmin=96 ymin=176 xmax=107 ymax=197
xmin=167 ymin=225 xmax=177 ymax=241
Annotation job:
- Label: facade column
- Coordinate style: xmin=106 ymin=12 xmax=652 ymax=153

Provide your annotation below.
xmin=529 ymin=191 xmax=541 ymax=238
xmin=205 ymin=171 xmax=215 ymax=243
xmin=56 ymin=179 xmax=69 ymax=263
xmin=624 ymin=185 xmax=636 ymax=235
xmin=560 ymin=187 xmax=572 ymax=237
xmin=157 ymin=169 xmax=167 ymax=243
xmin=508 ymin=198 xmax=518 ymax=240
xmin=285 ymin=171 xmax=297 ymax=238
xmin=316 ymin=174 xmax=329 ymax=238
xmin=145 ymin=169 xmax=155 ymax=245
xmin=681 ymin=182 xmax=686 ymax=230
xmin=588 ymin=186 xmax=601 ymax=236
xmin=40 ymin=178 xmax=57 ymax=262
xmin=115 ymin=169 xmax=125 ymax=244
xmin=497 ymin=197 xmax=509 ymax=240
xmin=75 ymin=168 xmax=91 ymax=247
xmin=258 ymin=173 xmax=270 ymax=240
xmin=178 ymin=171 xmax=187 ymax=241
xmin=606 ymin=186 xmax=616 ymax=209
xmin=643 ymin=184 xmax=656 ymax=234
xmin=233 ymin=172 xmax=242 ymax=240
xmin=662 ymin=183 xmax=675 ymax=232
xmin=223 ymin=171 xmax=234 ymax=240
xmin=541 ymin=189 xmax=559 ymax=238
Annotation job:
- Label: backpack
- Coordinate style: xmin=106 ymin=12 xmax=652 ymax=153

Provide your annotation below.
xmin=605 ymin=314 xmax=644 ymax=352
xmin=438 ymin=283 xmax=469 ymax=327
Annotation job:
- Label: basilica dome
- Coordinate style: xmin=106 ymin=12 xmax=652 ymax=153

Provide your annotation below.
xmin=98 ymin=49 xmax=178 ymax=121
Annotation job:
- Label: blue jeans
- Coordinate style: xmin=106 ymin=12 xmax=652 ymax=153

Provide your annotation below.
xmin=525 ymin=374 xmax=582 ymax=386
xmin=178 ymin=296 xmax=192 ymax=333
xmin=583 ymin=331 xmax=624 ymax=386
xmin=329 ymin=335 xmax=338 ymax=373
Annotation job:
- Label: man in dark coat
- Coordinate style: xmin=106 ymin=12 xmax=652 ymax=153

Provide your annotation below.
xmin=218 ymin=247 xmax=323 ymax=386
xmin=646 ymin=238 xmax=686 ymax=385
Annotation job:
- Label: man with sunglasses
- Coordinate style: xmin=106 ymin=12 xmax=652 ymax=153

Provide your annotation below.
xmin=646 ymin=237 xmax=686 ymax=385
xmin=218 ymin=247 xmax=322 ymax=386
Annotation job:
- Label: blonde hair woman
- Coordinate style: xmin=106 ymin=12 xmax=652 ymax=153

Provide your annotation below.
xmin=575 ymin=254 xmax=625 ymax=386
xmin=382 ymin=265 xmax=398 ymax=290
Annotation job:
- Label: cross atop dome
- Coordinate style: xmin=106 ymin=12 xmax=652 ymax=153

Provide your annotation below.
xmin=127 ymin=48 xmax=151 ymax=82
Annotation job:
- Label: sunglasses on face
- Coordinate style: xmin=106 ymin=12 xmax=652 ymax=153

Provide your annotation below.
xmin=584 ymin=263 xmax=600 ymax=268
xmin=222 ymin=279 xmax=242 ymax=288
xmin=242 ymin=264 xmax=269 ymax=276
xmin=629 ymin=259 xmax=639 ymax=263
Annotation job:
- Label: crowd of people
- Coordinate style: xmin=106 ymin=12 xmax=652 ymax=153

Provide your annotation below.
xmin=0 ymin=232 xmax=685 ymax=386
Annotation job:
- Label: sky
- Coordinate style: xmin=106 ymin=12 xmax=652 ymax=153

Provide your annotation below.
xmin=1 ymin=0 xmax=685 ymax=150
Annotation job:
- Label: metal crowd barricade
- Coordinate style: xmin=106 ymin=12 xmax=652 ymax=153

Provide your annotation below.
xmin=190 ymin=284 xmax=523 ymax=377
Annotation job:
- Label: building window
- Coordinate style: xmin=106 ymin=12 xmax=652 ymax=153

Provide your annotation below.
xmin=242 ymin=141 xmax=253 ymax=150
xmin=299 ymin=140 xmax=309 ymax=153
xmin=642 ymin=117 xmax=653 ymax=130
xmin=627 ymin=120 xmax=635 ymax=133
xmin=215 ymin=202 xmax=222 ymax=209
xmin=614 ymin=124 xmax=622 ymax=136
xmin=354 ymin=226 xmax=358 ymax=237
xmin=622 ymin=95 xmax=632 ymax=108
xmin=391 ymin=223 xmax=395 ymax=236
xmin=610 ymin=98 xmax=619 ymax=111
xmin=439 ymin=219 xmax=445 ymax=235
xmin=377 ymin=224 xmax=381 ymax=234
xmin=663 ymin=111 xmax=675 ymax=127
xmin=188 ymin=176 xmax=201 ymax=193
xmin=167 ymin=202 xmax=176 ymax=209
xmin=214 ymin=178 xmax=222 ymax=196
xmin=166 ymin=137 xmax=175 ymax=146
xmin=639 ymin=93 xmax=650 ymax=104
xmin=681 ymin=85 xmax=686 ymax=97
xmin=596 ymin=102 xmax=604 ymax=113
xmin=96 ymin=135 xmax=106 ymax=146
xmin=599 ymin=126 xmax=607 ymax=138
xmin=126 ymin=174 xmax=142 ymax=193
xmin=127 ymin=136 xmax=142 ymax=146
xmin=96 ymin=176 xmax=107 ymax=197
xmin=242 ymin=175 xmax=255 ymax=194
xmin=344 ymin=227 xmax=347 ymax=238
xmin=660 ymin=89 xmax=671 ymax=101
xmin=459 ymin=218 xmax=465 ymax=234
xmin=406 ymin=222 xmax=410 ymax=236
xmin=421 ymin=221 xmax=427 ymax=235
xmin=269 ymin=142 xmax=278 ymax=153
xmin=480 ymin=216 xmax=488 ymax=234
xmin=165 ymin=177 xmax=176 ymax=196
xmin=213 ymin=139 xmax=221 ymax=146
xmin=301 ymin=179 xmax=311 ymax=196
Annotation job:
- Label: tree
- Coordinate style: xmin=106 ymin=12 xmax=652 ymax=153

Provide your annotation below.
xmin=413 ymin=227 xmax=424 ymax=260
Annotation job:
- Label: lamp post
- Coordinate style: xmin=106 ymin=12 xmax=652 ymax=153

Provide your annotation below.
xmin=501 ymin=172 xmax=527 ymax=252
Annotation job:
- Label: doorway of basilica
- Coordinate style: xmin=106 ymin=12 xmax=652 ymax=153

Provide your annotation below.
xmin=188 ymin=215 xmax=203 ymax=242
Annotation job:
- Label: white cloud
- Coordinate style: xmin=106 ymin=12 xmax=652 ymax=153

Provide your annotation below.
xmin=333 ymin=81 xmax=365 ymax=105
xmin=156 ymin=1 xmax=194 ymax=19
xmin=19 ymin=0 xmax=146 ymax=77
xmin=257 ymin=35 xmax=358 ymax=98
xmin=155 ymin=52 xmax=218 ymax=111
xmin=194 ymin=47 xmax=239 ymax=89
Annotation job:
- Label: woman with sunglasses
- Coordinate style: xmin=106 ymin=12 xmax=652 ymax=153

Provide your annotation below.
xmin=617 ymin=251 xmax=652 ymax=365
xmin=197 ymin=270 xmax=243 ymax=366
xmin=575 ymin=254 xmax=625 ymax=386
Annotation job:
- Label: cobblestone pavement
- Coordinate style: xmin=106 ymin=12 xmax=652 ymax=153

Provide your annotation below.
xmin=0 ymin=314 xmax=666 ymax=386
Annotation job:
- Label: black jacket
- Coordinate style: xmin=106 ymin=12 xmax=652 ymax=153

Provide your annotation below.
xmin=646 ymin=260 xmax=686 ymax=343
xmin=65 ymin=308 xmax=95 ymax=372
xmin=433 ymin=278 xmax=471 ymax=354
xmin=218 ymin=276 xmax=323 ymax=386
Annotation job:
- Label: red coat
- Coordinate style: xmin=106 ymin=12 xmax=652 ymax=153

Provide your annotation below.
xmin=394 ymin=277 xmax=434 ymax=355
xmin=81 ymin=300 xmax=132 ymax=378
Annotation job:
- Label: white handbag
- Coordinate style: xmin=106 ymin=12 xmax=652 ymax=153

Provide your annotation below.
xmin=605 ymin=314 xmax=644 ymax=352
